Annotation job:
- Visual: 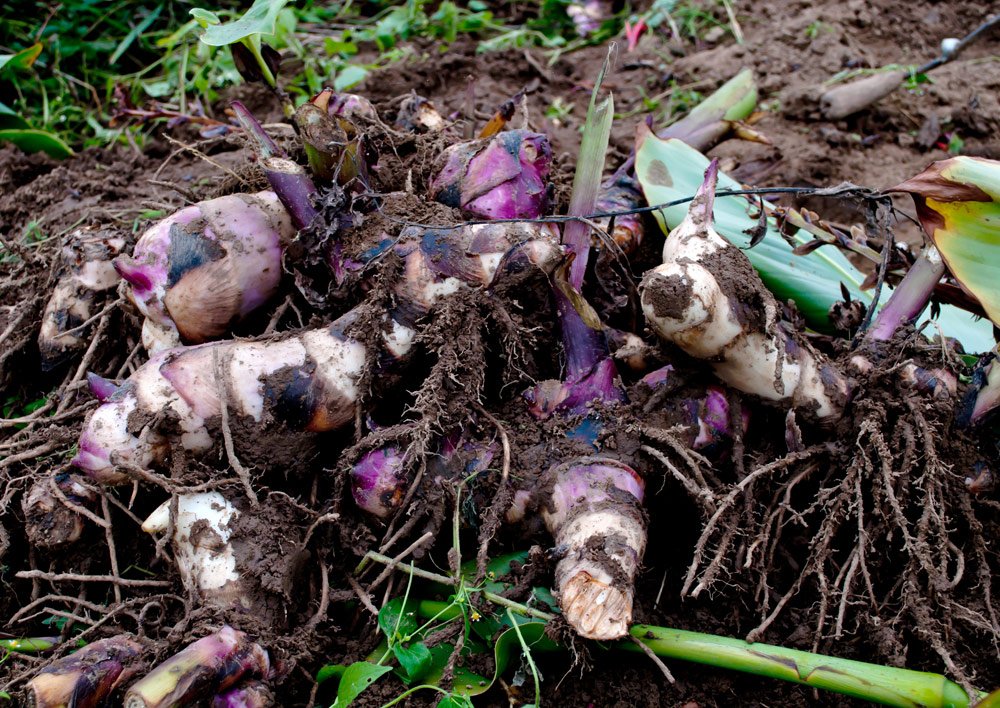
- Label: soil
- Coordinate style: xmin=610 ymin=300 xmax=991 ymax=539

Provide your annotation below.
xmin=2 ymin=0 xmax=1000 ymax=706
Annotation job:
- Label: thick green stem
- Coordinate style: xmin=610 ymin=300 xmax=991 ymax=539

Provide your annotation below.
xmin=0 ymin=637 xmax=60 ymax=653
xmin=613 ymin=68 xmax=757 ymax=178
xmin=412 ymin=603 xmax=979 ymax=707
xmin=626 ymin=625 xmax=978 ymax=708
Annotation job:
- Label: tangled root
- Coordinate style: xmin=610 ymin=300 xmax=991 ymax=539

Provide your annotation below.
xmin=646 ymin=373 xmax=1000 ymax=689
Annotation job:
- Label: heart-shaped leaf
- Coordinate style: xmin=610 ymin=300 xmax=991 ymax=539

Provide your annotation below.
xmin=330 ymin=661 xmax=393 ymax=707
xmin=378 ymin=596 xmax=419 ymax=640
xmin=392 ymin=641 xmax=433 ymax=684
xmin=192 ymin=0 xmax=289 ymax=46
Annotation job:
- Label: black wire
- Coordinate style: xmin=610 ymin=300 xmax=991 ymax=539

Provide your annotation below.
xmin=372 ymin=185 xmax=881 ymax=231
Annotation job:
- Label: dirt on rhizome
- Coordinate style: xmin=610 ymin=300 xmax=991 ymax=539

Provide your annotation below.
xmin=1 ymin=0 xmax=999 ymax=706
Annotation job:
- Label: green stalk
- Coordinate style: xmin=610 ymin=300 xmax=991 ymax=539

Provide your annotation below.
xmin=412 ymin=602 xmax=979 ymax=707
xmin=664 ymin=67 xmax=757 ymax=150
xmin=614 ymin=68 xmax=758 ymax=177
xmin=0 ymin=636 xmax=60 ymax=653
xmin=625 ymin=625 xmax=978 ymax=708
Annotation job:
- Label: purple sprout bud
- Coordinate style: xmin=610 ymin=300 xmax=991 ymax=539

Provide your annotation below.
xmin=28 ymin=635 xmax=144 ymax=708
xmin=639 ymin=364 xmax=675 ymax=388
xmin=114 ymin=191 xmax=294 ymax=352
xmin=351 ymin=447 xmax=409 ymax=518
xmin=320 ymin=91 xmax=378 ymax=122
xmin=688 ymin=385 xmax=748 ymax=450
xmin=525 ymin=357 xmax=625 ymax=419
xmin=430 ymin=130 xmax=552 ymax=220
xmin=212 ymin=680 xmax=275 ymax=708
xmin=87 ymin=371 xmax=120 ymax=403
xmin=124 ymin=627 xmax=269 ymax=708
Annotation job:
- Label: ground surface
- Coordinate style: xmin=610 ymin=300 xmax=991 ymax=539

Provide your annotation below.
xmin=2 ymin=0 xmax=999 ymax=706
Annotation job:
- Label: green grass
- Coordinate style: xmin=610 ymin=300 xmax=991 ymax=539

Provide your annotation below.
xmin=0 ymin=0 xmax=631 ymax=156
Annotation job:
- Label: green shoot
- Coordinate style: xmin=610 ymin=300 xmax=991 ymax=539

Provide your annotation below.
xmin=507 ymin=609 xmax=542 ymax=706
xmin=190 ymin=0 xmax=289 ymax=89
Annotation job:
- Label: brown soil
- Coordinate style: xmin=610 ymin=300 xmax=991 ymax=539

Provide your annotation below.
xmin=2 ymin=0 xmax=999 ymax=706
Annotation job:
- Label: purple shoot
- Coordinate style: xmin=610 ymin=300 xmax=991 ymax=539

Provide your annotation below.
xmin=29 ymin=635 xmax=144 ymax=708
xmin=351 ymin=446 xmax=409 ymax=518
xmin=231 ymin=101 xmax=319 ymax=231
xmin=430 ymin=130 xmax=552 ymax=220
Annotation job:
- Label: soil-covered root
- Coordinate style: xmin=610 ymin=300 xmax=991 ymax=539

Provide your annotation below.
xmin=510 ymin=457 xmax=646 ymax=640
xmin=37 ymin=226 xmax=126 ymax=370
xmin=639 ymin=160 xmax=849 ymax=421
xmin=141 ymin=491 xmax=311 ymax=627
xmin=21 ymin=472 xmax=100 ymax=548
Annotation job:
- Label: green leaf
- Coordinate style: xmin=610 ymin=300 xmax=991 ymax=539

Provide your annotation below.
xmin=378 ymin=597 xmax=418 ymax=640
xmin=891 ymin=156 xmax=1000 ymax=327
xmin=109 ymin=7 xmax=162 ymax=65
xmin=193 ymin=0 xmax=291 ymax=46
xmin=436 ymin=696 xmax=474 ymax=708
xmin=315 ymin=663 xmax=344 ymax=685
xmin=416 ymin=620 xmax=555 ymax=699
xmin=977 ymin=689 xmax=1000 ymax=707
xmin=190 ymin=8 xmax=221 ymax=27
xmin=634 ymin=133 xmax=995 ymax=351
xmin=333 ymin=65 xmax=368 ymax=92
xmin=0 ymin=43 xmax=42 ymax=75
xmin=324 ymin=38 xmax=358 ymax=56
xmin=331 ymin=661 xmax=393 ymax=707
xmin=0 ymin=103 xmax=30 ymax=131
xmin=392 ymin=641 xmax=433 ymax=684
xmin=0 ymin=129 xmax=74 ymax=159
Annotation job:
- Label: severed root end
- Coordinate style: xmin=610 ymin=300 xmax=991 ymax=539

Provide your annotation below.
xmin=541 ymin=458 xmax=647 ymax=641
xmin=558 ymin=567 xmax=634 ymax=640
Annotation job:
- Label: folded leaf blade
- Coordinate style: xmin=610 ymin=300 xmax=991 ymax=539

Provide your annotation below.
xmin=891 ymin=156 xmax=1000 ymax=327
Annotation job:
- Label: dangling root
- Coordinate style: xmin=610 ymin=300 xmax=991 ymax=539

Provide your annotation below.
xmin=653 ymin=377 xmax=1000 ymax=685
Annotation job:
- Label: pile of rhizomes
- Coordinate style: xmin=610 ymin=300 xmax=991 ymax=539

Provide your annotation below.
xmin=1 ymin=85 xmax=997 ymax=706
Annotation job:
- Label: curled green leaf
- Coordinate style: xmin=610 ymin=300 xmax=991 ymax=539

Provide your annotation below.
xmin=890 ymin=156 xmax=1000 ymax=327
